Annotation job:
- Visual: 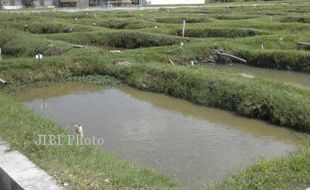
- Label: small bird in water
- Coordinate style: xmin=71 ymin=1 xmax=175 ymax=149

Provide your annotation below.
xmin=73 ymin=124 xmax=84 ymax=138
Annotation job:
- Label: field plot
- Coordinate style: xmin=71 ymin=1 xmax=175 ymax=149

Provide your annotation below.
xmin=0 ymin=1 xmax=310 ymax=189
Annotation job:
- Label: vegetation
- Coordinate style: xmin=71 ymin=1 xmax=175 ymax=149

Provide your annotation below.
xmin=218 ymin=147 xmax=310 ymax=190
xmin=0 ymin=0 xmax=310 ymax=189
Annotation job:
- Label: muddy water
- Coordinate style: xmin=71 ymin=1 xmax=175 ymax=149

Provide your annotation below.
xmin=14 ymin=83 xmax=305 ymax=190
xmin=211 ymin=64 xmax=310 ymax=88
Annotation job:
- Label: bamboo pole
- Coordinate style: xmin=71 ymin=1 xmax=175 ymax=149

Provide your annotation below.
xmin=182 ymin=20 xmax=186 ymax=37
xmin=216 ymin=51 xmax=247 ymax=63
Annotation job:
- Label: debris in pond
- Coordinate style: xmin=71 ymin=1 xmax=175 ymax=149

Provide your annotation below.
xmin=113 ymin=60 xmax=133 ymax=65
xmin=240 ymin=73 xmax=255 ymax=79
xmin=73 ymin=124 xmax=84 ymax=138
xmin=104 ymin=179 xmax=110 ymax=183
xmin=92 ymin=22 xmax=97 ymax=26
xmin=40 ymin=100 xmax=48 ymax=109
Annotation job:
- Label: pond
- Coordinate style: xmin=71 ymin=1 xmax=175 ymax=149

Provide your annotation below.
xmin=211 ymin=63 xmax=310 ymax=88
xmin=14 ymin=83 xmax=305 ymax=190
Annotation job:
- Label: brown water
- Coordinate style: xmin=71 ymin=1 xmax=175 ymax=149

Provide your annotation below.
xmin=14 ymin=83 xmax=305 ymax=190
xmin=210 ymin=64 xmax=310 ymax=88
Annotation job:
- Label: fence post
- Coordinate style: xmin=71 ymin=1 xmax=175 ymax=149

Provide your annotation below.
xmin=182 ymin=20 xmax=186 ymax=37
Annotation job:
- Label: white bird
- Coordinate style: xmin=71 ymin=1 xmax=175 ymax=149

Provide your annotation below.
xmin=73 ymin=124 xmax=84 ymax=138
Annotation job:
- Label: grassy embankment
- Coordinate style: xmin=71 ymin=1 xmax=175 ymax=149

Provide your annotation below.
xmin=0 ymin=1 xmax=310 ymax=189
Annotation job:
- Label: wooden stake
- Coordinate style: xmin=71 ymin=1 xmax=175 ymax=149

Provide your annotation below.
xmin=216 ymin=51 xmax=247 ymax=63
xmin=169 ymin=58 xmax=175 ymax=65
xmin=182 ymin=20 xmax=186 ymax=37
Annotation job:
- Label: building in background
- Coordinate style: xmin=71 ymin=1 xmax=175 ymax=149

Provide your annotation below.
xmin=1 ymin=0 xmax=22 ymax=7
xmin=143 ymin=0 xmax=205 ymax=5
xmin=57 ymin=0 xmax=88 ymax=7
xmin=0 ymin=0 xmax=205 ymax=9
xmin=1 ymin=0 xmax=53 ymax=7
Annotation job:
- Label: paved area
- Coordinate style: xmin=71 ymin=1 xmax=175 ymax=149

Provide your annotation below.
xmin=0 ymin=140 xmax=62 ymax=190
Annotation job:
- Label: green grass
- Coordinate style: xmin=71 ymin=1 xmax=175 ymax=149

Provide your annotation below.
xmin=218 ymin=147 xmax=310 ymax=190
xmin=1 ymin=50 xmax=309 ymax=131
xmin=0 ymin=0 xmax=310 ymax=189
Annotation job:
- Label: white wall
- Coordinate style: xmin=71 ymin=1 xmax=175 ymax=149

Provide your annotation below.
xmin=146 ymin=0 xmax=204 ymax=5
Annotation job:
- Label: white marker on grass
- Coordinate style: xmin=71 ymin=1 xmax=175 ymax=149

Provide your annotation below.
xmin=35 ymin=54 xmax=43 ymax=64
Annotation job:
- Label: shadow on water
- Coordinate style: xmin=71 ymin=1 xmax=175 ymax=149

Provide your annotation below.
xmin=13 ymin=83 xmax=307 ymax=190
xmin=118 ymin=87 xmax=306 ymax=144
